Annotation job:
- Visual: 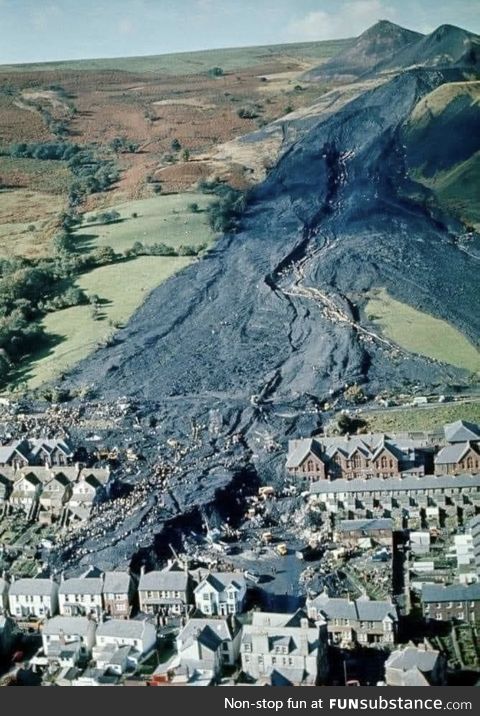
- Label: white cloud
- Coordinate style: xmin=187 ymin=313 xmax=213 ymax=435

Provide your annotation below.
xmin=287 ymin=0 xmax=398 ymax=41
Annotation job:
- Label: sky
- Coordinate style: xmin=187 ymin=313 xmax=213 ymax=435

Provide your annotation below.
xmin=0 ymin=0 xmax=479 ymax=65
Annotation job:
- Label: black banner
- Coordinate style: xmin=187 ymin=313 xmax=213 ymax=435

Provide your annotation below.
xmin=0 ymin=687 xmax=477 ymax=715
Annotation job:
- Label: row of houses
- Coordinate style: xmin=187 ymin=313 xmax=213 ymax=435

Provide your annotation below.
xmin=308 ymin=473 xmax=480 ymax=526
xmin=4 ymin=605 xmax=450 ymax=687
xmin=286 ymin=421 xmax=480 ymax=482
xmin=33 ymin=615 xmax=157 ymax=677
xmin=3 ymin=570 xmax=134 ymax=621
xmin=0 ymin=564 xmax=249 ymax=622
xmin=0 ymin=438 xmax=75 ymax=469
xmin=421 ymin=583 xmax=480 ymax=624
xmin=0 ymin=465 xmax=109 ymax=524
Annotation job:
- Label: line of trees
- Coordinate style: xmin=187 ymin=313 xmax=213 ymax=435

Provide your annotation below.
xmin=124 ymin=241 xmax=207 ymax=258
xmin=2 ymin=141 xmax=119 ymax=208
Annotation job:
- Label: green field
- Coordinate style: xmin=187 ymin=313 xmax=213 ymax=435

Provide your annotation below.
xmin=366 ymin=289 xmax=480 ymax=373
xmin=0 ymin=39 xmax=352 ymax=75
xmin=422 ymin=152 xmax=480 ymax=228
xmin=360 ymin=400 xmax=480 ymax=433
xmin=17 ymin=256 xmax=192 ymax=389
xmin=74 ymin=193 xmax=215 ymax=254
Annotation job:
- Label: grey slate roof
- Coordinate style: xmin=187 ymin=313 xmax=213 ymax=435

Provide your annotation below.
xmin=197 ymin=625 xmax=223 ymax=651
xmin=29 ymin=438 xmax=73 ymax=457
xmin=290 ymin=434 xmax=425 ymax=462
xmin=422 ymin=583 xmax=480 ymax=604
xmin=139 ymin=569 xmax=188 ymax=592
xmin=386 ymin=646 xmax=439 ymax=673
xmin=444 ymin=420 xmax=480 ymax=444
xmin=96 ymin=619 xmax=155 ymax=640
xmin=435 ymin=442 xmax=478 ymax=465
xmin=286 ymin=439 xmax=324 ymax=468
xmin=194 ymin=571 xmax=245 ymax=594
xmin=103 ymin=572 xmax=131 ymax=594
xmin=43 ymin=616 xmax=93 ymax=636
xmin=310 ymin=473 xmax=480 ymax=495
xmin=9 ymin=578 xmax=56 ymax=596
xmin=337 ymin=518 xmax=393 ymax=533
xmin=178 ymin=617 xmax=235 ymax=650
xmin=59 ymin=577 xmax=103 ymax=596
xmin=308 ymin=592 xmax=397 ymax=622
xmin=270 ymin=667 xmax=308 ymax=686
xmin=0 ymin=440 xmax=30 ymax=464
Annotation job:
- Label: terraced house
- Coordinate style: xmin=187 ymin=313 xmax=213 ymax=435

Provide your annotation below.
xmin=421 ymin=583 xmax=480 ymax=624
xmin=286 ymin=434 xmax=429 ymax=482
xmin=0 ymin=438 xmax=74 ymax=468
xmin=306 ymin=591 xmax=398 ymax=647
xmin=309 ymin=473 xmax=480 ymax=526
xmin=8 ymin=577 xmax=59 ymax=619
xmin=138 ymin=565 xmax=191 ymax=617
xmin=59 ymin=572 xmax=104 ymax=619
xmin=103 ymin=571 xmax=134 ymax=619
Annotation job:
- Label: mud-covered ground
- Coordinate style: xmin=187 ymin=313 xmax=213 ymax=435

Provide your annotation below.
xmin=54 ymin=66 xmax=479 ymax=572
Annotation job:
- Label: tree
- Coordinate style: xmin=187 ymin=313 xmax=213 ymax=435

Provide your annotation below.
xmin=53 ymin=231 xmax=74 ymax=254
xmin=171 ymin=138 xmax=181 ymax=152
xmin=177 ymin=245 xmax=198 ymax=256
xmin=91 ymin=246 xmax=117 ymax=265
xmin=188 ymin=202 xmax=200 ymax=213
xmin=208 ymin=67 xmax=224 ymax=77
xmin=182 ymin=148 xmax=191 ymax=161
xmin=237 ymin=107 xmax=258 ymax=119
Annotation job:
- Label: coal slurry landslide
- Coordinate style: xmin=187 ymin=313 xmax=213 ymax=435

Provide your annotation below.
xmin=63 ymin=67 xmax=479 ymax=570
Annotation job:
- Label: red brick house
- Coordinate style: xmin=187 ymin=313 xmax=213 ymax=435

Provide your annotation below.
xmin=286 ymin=435 xmax=426 ymax=481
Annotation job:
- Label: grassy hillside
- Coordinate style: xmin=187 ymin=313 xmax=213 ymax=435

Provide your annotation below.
xmin=0 ymin=39 xmax=352 ymax=75
xmin=360 ymin=400 xmax=480 ymax=433
xmin=366 ymin=289 xmax=480 ymax=373
xmin=74 ymin=193 xmax=214 ymax=255
xmin=16 ymin=256 xmax=193 ymax=389
xmin=404 ymin=81 xmax=480 ymax=226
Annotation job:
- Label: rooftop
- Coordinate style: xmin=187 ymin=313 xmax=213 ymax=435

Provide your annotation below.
xmin=9 ymin=577 xmax=56 ymax=596
xmin=59 ymin=577 xmax=103 ymax=595
xmin=444 ymin=420 xmax=480 ymax=444
xmin=310 ymin=473 xmax=480 ymax=495
xmin=139 ymin=568 xmax=189 ymax=592
xmin=422 ymin=583 xmax=480 ymax=603
xmin=96 ymin=618 xmax=155 ymax=640
xmin=103 ymin=571 xmax=131 ymax=594
xmin=43 ymin=616 xmax=94 ymax=636
xmin=337 ymin=518 xmax=393 ymax=533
